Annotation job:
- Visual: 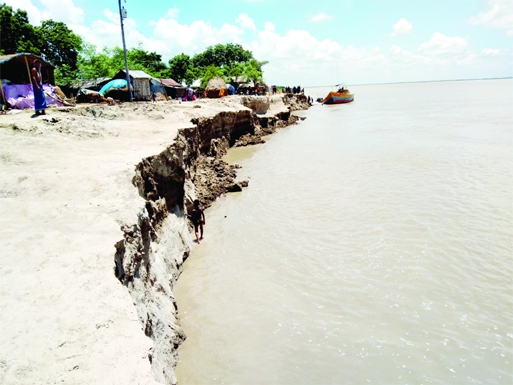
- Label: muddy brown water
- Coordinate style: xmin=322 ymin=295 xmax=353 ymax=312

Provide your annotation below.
xmin=175 ymin=79 xmax=513 ymax=384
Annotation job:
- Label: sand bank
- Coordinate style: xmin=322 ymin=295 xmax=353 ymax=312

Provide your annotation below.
xmin=0 ymin=94 xmax=309 ymax=384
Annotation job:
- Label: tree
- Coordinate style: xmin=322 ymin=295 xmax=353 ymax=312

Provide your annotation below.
xmin=191 ymin=43 xmax=253 ymax=68
xmin=184 ymin=67 xmax=200 ymax=86
xmin=223 ymin=43 xmax=253 ymax=67
xmin=0 ymin=4 xmax=39 ymax=55
xmin=242 ymin=59 xmax=268 ymax=84
xmin=106 ymin=46 xmax=129 ymax=74
xmin=187 ymin=43 xmax=265 ymax=86
xmin=225 ymin=62 xmax=245 ymax=82
xmin=0 ymin=5 xmax=82 ymax=84
xmin=167 ymin=53 xmax=192 ymax=83
xmin=1 ymin=4 xmax=269 ymax=87
xmin=77 ymin=43 xmax=113 ymax=80
xmin=127 ymin=46 xmax=167 ymax=77
xmin=200 ymin=65 xmax=225 ymax=88
xmin=37 ymin=20 xmax=82 ymax=70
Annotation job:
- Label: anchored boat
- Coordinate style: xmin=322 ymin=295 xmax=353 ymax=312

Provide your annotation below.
xmin=322 ymin=87 xmax=354 ymax=104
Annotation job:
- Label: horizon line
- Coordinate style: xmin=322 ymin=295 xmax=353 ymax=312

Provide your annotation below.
xmin=303 ymin=76 xmax=513 ymax=88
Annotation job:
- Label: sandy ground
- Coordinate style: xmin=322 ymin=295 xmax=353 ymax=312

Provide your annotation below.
xmin=0 ymin=96 xmax=280 ymax=384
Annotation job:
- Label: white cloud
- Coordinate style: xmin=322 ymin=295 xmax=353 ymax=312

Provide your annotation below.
xmin=5 ymin=0 xmax=511 ymax=85
xmin=43 ymin=0 xmax=84 ymax=25
xmin=166 ymin=8 xmax=179 ymax=19
xmin=392 ymin=18 xmax=412 ymax=36
xmin=103 ymin=8 xmax=120 ymax=24
xmin=418 ymin=32 xmax=469 ymax=56
xmin=236 ymin=13 xmax=256 ymax=30
xmin=3 ymin=0 xmax=83 ymax=25
xmin=310 ymin=13 xmax=333 ymax=23
xmin=390 ymin=45 xmax=403 ymax=55
xmin=481 ymin=48 xmax=500 ymax=56
xmin=248 ymin=23 xmax=397 ymax=85
xmin=151 ymin=17 xmax=244 ymax=57
xmin=468 ymin=0 xmax=513 ymax=36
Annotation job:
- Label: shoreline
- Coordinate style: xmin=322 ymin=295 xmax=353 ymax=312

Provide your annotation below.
xmin=0 ymin=94 xmax=309 ymax=384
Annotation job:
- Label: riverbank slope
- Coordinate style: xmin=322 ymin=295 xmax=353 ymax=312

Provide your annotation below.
xmin=0 ymin=94 xmax=308 ymax=384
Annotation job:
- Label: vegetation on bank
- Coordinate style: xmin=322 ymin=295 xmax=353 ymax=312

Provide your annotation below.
xmin=0 ymin=3 xmax=267 ymax=87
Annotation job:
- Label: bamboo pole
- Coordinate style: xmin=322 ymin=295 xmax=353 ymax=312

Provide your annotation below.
xmin=24 ymin=56 xmax=32 ymax=84
xmin=0 ymin=81 xmax=5 ymax=105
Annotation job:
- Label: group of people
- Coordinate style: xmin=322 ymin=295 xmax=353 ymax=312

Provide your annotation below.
xmin=285 ymin=86 xmax=304 ymax=94
xmin=270 ymin=85 xmax=304 ymax=94
xmin=181 ymin=87 xmax=196 ymax=101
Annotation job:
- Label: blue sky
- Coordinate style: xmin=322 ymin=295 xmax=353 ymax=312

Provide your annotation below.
xmin=7 ymin=0 xmax=513 ymax=85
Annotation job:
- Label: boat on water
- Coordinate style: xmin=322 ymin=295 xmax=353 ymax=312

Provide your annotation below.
xmin=322 ymin=87 xmax=354 ymax=104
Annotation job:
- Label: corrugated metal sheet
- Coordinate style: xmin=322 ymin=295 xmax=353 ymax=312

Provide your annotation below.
xmin=156 ymin=78 xmax=183 ymax=87
xmin=133 ymin=78 xmax=150 ymax=99
xmin=123 ymin=69 xmax=151 ymax=79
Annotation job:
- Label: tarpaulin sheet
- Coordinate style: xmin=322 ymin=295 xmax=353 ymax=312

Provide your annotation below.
xmin=99 ymin=79 xmax=127 ymax=95
xmin=4 ymin=83 xmax=62 ymax=109
xmin=227 ymin=84 xmax=236 ymax=95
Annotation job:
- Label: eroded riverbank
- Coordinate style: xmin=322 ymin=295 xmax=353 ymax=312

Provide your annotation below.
xmin=0 ymin=94 xmax=308 ymax=384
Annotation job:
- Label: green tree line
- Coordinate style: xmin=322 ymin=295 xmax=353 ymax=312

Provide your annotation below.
xmin=0 ymin=4 xmax=267 ymax=87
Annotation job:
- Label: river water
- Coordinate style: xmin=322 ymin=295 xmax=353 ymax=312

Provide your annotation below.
xmin=174 ymin=79 xmax=513 ymax=384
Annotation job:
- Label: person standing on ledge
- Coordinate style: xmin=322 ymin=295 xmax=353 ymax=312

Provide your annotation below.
xmin=31 ymin=59 xmax=47 ymax=115
xmin=188 ymin=199 xmax=206 ymax=244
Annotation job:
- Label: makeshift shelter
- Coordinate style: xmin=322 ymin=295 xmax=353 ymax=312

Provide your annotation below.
xmin=236 ymin=82 xmax=268 ymax=96
xmin=113 ymin=69 xmax=152 ymax=100
xmin=236 ymin=81 xmax=255 ymax=95
xmin=0 ymin=53 xmax=55 ymax=85
xmin=205 ymin=77 xmax=228 ymax=98
xmin=154 ymin=78 xmax=185 ymax=99
xmin=0 ymin=53 xmax=65 ymax=109
xmin=150 ymin=79 xmax=164 ymax=96
xmin=99 ymin=79 xmax=127 ymax=96
xmin=227 ymin=76 xmax=245 ymax=90
xmin=60 ymin=77 xmax=111 ymax=97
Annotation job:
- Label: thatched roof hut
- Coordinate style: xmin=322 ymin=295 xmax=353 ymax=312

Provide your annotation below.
xmin=205 ymin=77 xmax=228 ymax=98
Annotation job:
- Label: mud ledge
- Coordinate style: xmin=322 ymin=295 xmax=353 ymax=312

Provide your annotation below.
xmin=113 ymin=94 xmax=309 ymax=384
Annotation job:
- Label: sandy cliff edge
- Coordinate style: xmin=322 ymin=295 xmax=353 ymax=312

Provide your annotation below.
xmin=0 ymin=94 xmax=309 ymax=384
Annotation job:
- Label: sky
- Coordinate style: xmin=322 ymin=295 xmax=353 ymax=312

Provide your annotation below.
xmin=5 ymin=0 xmax=513 ymax=86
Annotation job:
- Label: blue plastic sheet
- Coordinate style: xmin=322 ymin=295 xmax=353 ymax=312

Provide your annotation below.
xmin=99 ymin=79 xmax=127 ymax=95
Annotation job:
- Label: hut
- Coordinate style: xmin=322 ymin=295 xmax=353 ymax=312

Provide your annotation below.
xmin=113 ymin=69 xmax=152 ymax=101
xmin=0 ymin=53 xmax=55 ymax=85
xmin=60 ymin=77 xmax=111 ymax=98
xmin=0 ymin=53 xmax=65 ymax=109
xmin=154 ymin=78 xmax=185 ymax=99
xmin=205 ymin=77 xmax=228 ymax=98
